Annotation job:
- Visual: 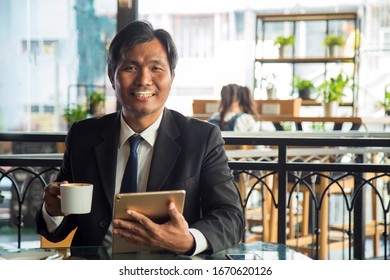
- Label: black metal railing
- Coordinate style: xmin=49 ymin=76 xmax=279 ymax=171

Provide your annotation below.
xmin=223 ymin=132 xmax=390 ymax=260
xmin=0 ymin=132 xmax=389 ymax=259
xmin=0 ymin=133 xmax=65 ymax=248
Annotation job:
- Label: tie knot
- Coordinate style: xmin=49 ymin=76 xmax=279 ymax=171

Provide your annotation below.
xmin=128 ymin=134 xmax=142 ymax=150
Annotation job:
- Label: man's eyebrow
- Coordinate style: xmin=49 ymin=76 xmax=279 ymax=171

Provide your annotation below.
xmin=121 ymin=58 xmax=137 ymax=64
xmin=121 ymin=58 xmax=167 ymax=65
xmin=149 ymin=59 xmax=169 ymax=65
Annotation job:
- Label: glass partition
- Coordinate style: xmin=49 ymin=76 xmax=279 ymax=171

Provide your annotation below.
xmin=0 ymin=0 xmax=117 ymax=132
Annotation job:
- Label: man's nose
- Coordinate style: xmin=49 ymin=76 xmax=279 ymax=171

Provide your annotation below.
xmin=136 ymin=69 xmax=152 ymax=85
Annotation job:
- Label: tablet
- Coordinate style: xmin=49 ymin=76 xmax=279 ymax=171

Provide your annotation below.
xmin=112 ymin=190 xmax=186 ymax=253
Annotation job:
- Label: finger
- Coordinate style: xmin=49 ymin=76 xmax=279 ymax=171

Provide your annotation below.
xmin=167 ymin=201 xmax=183 ymax=222
xmin=43 ymin=186 xmax=57 ymax=202
xmin=44 ymin=197 xmax=63 ymax=216
xmin=126 ymin=209 xmax=153 ymax=227
xmin=115 ymin=229 xmax=145 ymax=245
xmin=56 ymin=180 xmax=69 ymax=197
xmin=46 ymin=182 xmax=61 ymax=196
xmin=112 ymin=218 xmax=134 ymax=230
xmin=44 ymin=202 xmax=63 ymax=216
xmin=113 ymin=219 xmax=148 ymax=243
xmin=43 ymin=182 xmax=66 ymax=216
xmin=112 ymin=218 xmax=145 ymax=234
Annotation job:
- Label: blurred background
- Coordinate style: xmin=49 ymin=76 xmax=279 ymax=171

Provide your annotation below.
xmin=0 ymin=0 xmax=389 ymax=132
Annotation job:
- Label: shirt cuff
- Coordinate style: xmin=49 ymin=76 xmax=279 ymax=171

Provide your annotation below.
xmin=42 ymin=203 xmax=64 ymax=233
xmin=188 ymin=228 xmax=209 ymax=256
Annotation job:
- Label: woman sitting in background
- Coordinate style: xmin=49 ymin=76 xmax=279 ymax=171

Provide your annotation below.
xmin=208 ymin=84 xmax=259 ymax=132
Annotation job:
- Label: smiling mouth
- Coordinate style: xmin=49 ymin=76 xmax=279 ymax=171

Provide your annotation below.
xmin=132 ymin=91 xmax=155 ymax=98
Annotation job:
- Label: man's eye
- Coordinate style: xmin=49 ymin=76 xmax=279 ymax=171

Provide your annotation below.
xmin=152 ymin=66 xmax=163 ymax=72
xmin=124 ymin=66 xmax=137 ymax=71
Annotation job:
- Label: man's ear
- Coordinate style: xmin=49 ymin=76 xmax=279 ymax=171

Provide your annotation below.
xmin=171 ymin=70 xmax=175 ymax=82
xmin=108 ymin=70 xmax=115 ymax=90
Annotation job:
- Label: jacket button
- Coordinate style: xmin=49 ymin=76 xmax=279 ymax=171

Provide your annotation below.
xmin=99 ymin=221 xmax=108 ymax=228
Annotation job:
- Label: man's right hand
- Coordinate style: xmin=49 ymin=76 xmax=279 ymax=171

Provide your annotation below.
xmin=43 ymin=181 xmax=68 ymax=216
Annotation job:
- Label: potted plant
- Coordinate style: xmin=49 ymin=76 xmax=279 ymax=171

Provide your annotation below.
xmin=63 ymin=105 xmax=88 ymax=128
xmin=323 ymin=34 xmax=346 ymax=57
xmin=377 ymin=86 xmax=390 ymax=116
xmin=317 ymin=73 xmax=350 ymax=116
xmin=292 ymin=76 xmax=315 ymax=100
xmin=261 ymin=74 xmax=277 ymax=99
xmin=88 ymin=91 xmax=105 ymax=116
xmin=273 ymin=35 xmax=295 ymax=58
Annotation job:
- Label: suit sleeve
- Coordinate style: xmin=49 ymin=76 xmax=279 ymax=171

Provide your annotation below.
xmin=191 ymin=125 xmax=245 ymax=253
xmin=36 ymin=122 xmax=80 ymax=242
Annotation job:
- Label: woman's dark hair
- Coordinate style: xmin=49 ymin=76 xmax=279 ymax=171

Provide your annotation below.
xmin=238 ymin=86 xmax=258 ymax=117
xmin=218 ymin=84 xmax=258 ymax=129
xmin=219 ymin=84 xmax=240 ymax=129
xmin=107 ymin=20 xmax=178 ymax=74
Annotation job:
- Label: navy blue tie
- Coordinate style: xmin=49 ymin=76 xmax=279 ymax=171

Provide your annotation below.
xmin=120 ymin=134 xmax=143 ymax=193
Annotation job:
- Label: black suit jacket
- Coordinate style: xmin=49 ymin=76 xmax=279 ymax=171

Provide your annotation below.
xmin=36 ymin=108 xmax=245 ymax=253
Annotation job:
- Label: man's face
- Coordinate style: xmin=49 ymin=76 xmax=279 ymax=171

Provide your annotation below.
xmin=109 ymin=38 xmax=174 ymax=124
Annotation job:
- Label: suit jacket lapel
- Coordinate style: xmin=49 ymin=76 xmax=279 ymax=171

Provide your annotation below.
xmin=94 ymin=112 xmax=121 ymax=207
xmin=147 ymin=109 xmax=181 ymax=191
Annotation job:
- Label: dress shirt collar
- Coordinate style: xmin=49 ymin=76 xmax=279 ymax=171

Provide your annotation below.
xmin=119 ymin=110 xmax=163 ymax=149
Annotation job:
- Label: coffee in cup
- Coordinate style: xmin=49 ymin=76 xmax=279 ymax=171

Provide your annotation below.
xmin=60 ymin=183 xmax=93 ymax=214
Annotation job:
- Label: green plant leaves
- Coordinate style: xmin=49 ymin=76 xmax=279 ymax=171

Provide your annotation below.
xmin=273 ymin=35 xmax=295 ymax=47
xmin=317 ymin=73 xmax=350 ymax=103
xmin=63 ymin=105 xmax=88 ymax=124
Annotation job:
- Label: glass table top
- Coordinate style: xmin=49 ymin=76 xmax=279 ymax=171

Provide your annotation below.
xmin=0 ymin=241 xmax=311 ymax=260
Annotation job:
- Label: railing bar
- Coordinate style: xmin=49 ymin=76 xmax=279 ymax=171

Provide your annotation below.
xmin=223 ymin=137 xmax=390 ymax=147
xmin=0 ymin=159 xmax=63 ymax=167
xmin=0 ymin=133 xmax=66 ymax=142
xmin=277 ymin=144 xmax=287 ymax=245
xmin=228 ymin=162 xmax=390 ymax=173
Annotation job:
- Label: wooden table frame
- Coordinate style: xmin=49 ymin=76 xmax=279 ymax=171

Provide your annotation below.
xmin=192 ymin=114 xmax=390 ymax=131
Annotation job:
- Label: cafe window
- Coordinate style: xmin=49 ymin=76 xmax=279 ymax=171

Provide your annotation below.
xmin=144 ymin=14 xmax=215 ymax=58
xmin=0 ymin=0 xmax=116 ymax=132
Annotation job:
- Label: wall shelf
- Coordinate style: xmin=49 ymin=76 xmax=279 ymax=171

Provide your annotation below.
xmin=254 ymin=11 xmax=361 ymax=115
xmin=255 ymin=57 xmax=355 ymax=63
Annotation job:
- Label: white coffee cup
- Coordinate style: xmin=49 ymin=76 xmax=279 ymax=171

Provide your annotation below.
xmin=60 ymin=183 xmax=93 ymax=214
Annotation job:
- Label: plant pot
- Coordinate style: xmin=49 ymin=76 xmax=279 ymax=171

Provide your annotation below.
xmin=323 ymin=101 xmax=339 ymax=117
xmin=327 ymin=45 xmax=340 ymax=57
xmin=298 ymin=89 xmax=312 ymax=100
xmin=278 ymin=46 xmax=285 ymax=58
xmin=89 ymin=103 xmax=105 ymax=117
xmin=267 ymin=87 xmax=277 ymax=99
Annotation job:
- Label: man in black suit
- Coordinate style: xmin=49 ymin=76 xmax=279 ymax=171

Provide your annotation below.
xmin=36 ymin=20 xmax=244 ymax=255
